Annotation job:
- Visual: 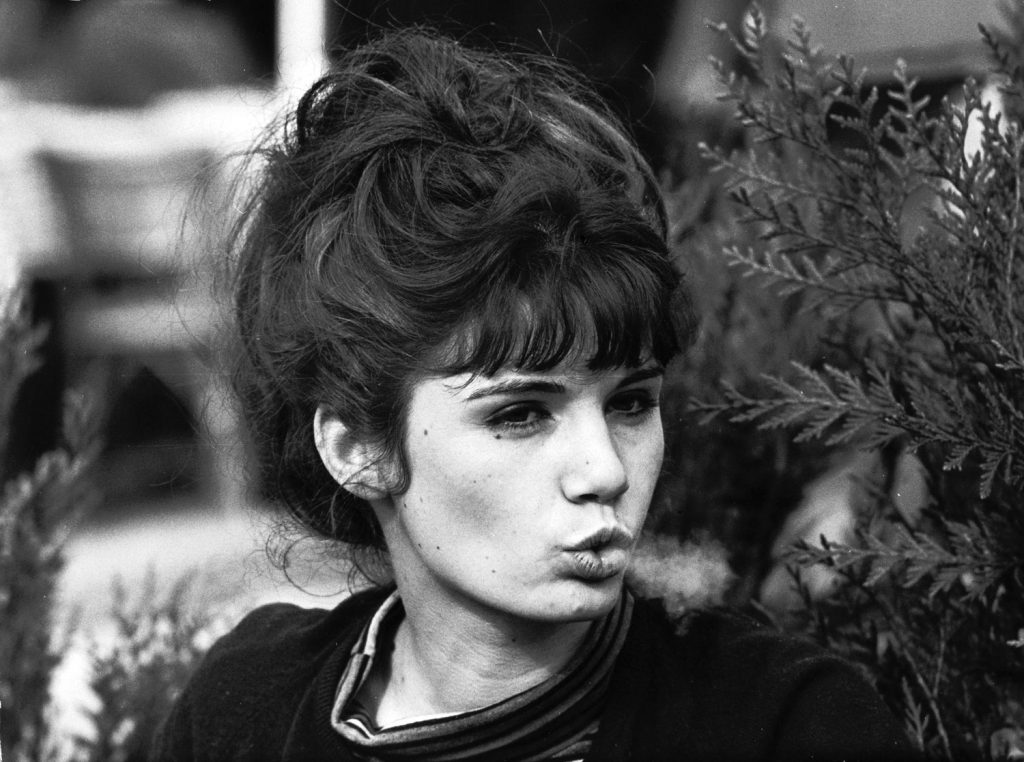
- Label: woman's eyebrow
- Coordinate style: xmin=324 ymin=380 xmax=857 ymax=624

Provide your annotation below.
xmin=617 ymin=366 xmax=664 ymax=388
xmin=465 ymin=379 xmax=566 ymax=401
xmin=464 ymin=366 xmax=663 ymax=401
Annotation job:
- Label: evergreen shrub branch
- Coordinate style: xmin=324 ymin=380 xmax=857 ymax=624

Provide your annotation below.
xmin=75 ymin=571 xmax=243 ymax=762
xmin=686 ymin=3 xmax=1024 ymax=759
xmin=0 ymin=284 xmax=243 ymax=762
xmin=0 ymin=283 xmax=101 ymax=762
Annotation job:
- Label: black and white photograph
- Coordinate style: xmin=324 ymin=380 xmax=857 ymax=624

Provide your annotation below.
xmin=0 ymin=1 xmax=1021 ymax=760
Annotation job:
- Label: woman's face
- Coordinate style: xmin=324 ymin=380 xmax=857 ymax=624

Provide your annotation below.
xmin=376 ymin=361 xmax=665 ymax=626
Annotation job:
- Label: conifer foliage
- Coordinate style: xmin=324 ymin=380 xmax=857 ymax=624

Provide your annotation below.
xmin=697 ymin=4 xmax=1024 ymax=759
xmin=0 ymin=284 xmax=101 ymax=762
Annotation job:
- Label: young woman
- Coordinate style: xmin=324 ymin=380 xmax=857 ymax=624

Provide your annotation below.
xmin=153 ymin=29 xmax=916 ymax=762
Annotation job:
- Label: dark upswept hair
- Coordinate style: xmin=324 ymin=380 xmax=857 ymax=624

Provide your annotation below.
xmin=232 ymin=28 xmax=696 ymax=556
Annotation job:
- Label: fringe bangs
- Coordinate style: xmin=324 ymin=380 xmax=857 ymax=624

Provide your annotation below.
xmin=437 ymin=247 xmax=682 ymax=376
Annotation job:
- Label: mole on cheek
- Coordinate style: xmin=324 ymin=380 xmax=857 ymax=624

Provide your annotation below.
xmin=423 ymin=429 xmax=428 ymax=436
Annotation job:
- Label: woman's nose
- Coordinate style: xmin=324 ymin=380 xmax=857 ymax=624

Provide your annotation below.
xmin=560 ymin=418 xmax=629 ymax=504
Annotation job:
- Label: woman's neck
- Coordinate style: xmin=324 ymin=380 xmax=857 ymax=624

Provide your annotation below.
xmin=363 ymin=593 xmax=592 ymax=727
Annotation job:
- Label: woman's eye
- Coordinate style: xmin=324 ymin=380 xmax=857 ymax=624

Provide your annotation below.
xmin=487 ymin=403 xmax=549 ymax=433
xmin=608 ymin=391 xmax=658 ymax=417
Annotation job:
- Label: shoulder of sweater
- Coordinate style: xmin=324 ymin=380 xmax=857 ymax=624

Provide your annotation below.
xmin=631 ymin=596 xmax=860 ymax=687
xmin=151 ymin=586 xmax=392 ymax=759
xmin=618 ymin=598 xmax=918 ymax=760
xmin=188 ymin=585 xmax=391 ymax=697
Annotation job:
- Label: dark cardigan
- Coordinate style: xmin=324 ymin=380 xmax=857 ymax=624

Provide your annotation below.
xmin=152 ymin=586 xmax=918 ymax=761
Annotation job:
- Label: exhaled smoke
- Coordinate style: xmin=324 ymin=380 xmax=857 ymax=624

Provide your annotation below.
xmin=626 ymin=532 xmax=735 ymax=618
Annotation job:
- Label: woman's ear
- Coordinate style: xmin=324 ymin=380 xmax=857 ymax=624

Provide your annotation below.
xmin=313 ymin=406 xmax=390 ymax=501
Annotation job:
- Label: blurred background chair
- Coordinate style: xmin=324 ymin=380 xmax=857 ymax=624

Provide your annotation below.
xmin=27 ymin=104 xmax=244 ymax=514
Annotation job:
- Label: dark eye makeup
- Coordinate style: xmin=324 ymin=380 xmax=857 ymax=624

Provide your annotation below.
xmin=607 ymin=389 xmax=659 ymax=417
xmin=486 ymin=402 xmax=551 ymax=434
xmin=484 ymin=387 xmax=659 ymax=437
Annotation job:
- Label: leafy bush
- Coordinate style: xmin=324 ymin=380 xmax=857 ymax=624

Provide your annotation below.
xmin=666 ymin=4 xmax=1024 ymax=759
xmin=0 ymin=285 xmax=237 ymax=762
xmin=0 ymin=282 xmax=101 ymax=762
xmin=73 ymin=571 xmax=243 ymax=762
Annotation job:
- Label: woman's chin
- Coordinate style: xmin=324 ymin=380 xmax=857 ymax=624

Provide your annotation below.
xmin=533 ymin=576 xmax=625 ymax=622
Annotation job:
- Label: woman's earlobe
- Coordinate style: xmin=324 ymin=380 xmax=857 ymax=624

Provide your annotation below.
xmin=313 ymin=406 xmax=390 ymax=501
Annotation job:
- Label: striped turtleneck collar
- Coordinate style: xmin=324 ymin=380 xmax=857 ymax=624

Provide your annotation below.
xmin=330 ymin=590 xmax=633 ymax=761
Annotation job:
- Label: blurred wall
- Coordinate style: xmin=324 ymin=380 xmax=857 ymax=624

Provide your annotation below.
xmin=773 ymin=0 xmax=1004 ymax=80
